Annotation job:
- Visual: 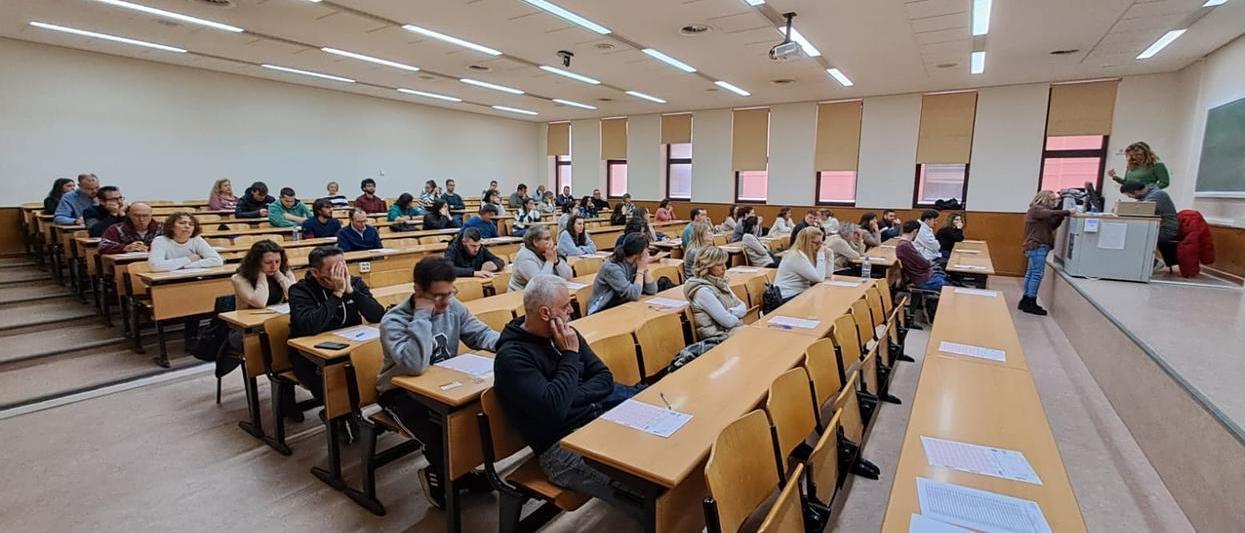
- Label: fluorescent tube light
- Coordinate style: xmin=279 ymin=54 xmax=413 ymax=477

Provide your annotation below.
xmin=826 ymin=68 xmax=854 ymax=87
xmin=714 ymin=81 xmax=751 ymax=97
xmin=970 ymin=51 xmax=986 ymax=74
xmin=520 ymin=0 xmax=610 ymax=34
xmin=460 ymin=78 xmax=525 ymax=95
xmin=1203 ymin=0 xmax=1228 ymax=6
xmin=402 ymin=24 xmax=502 ymax=56
xmin=1137 ymin=29 xmax=1186 ymax=59
xmin=626 ymin=90 xmax=667 ymax=104
xmin=641 ymin=48 xmax=697 ymax=73
xmin=322 ymin=48 xmax=420 ymax=72
xmin=262 ymin=64 xmax=355 ymax=83
xmin=397 ymin=88 xmax=462 ymax=102
xmin=778 ymin=26 xmax=821 ymax=57
xmin=28 ymin=22 xmax=187 ymax=53
xmin=90 ymin=0 xmax=243 ymax=32
xmin=553 ymin=98 xmax=597 ymax=110
xmin=539 ymin=65 xmax=601 ymax=85
xmin=745 ymin=0 xmax=766 ymax=5
xmin=972 ymin=0 xmax=992 ymax=36
xmin=492 ymin=105 xmax=539 ymax=116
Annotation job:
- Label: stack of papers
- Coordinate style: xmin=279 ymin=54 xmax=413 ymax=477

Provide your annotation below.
xmin=647 ymin=297 xmax=689 ymax=309
xmin=564 ymin=281 xmax=588 ymax=290
xmin=937 ymin=341 xmax=1006 ymax=362
xmin=175 ymin=268 xmax=213 ymax=275
xmin=823 ymin=279 xmax=861 ymax=287
xmin=265 ymin=303 xmax=290 ymax=314
xmin=600 ymin=399 xmax=693 ymax=438
xmin=953 ymin=288 xmax=998 ymax=297
xmin=334 ymin=325 xmax=380 ymax=342
xmin=916 ymin=478 xmax=1052 ymax=533
xmin=953 ymin=264 xmax=988 ymax=270
xmin=920 ymin=436 xmax=1042 ymax=484
xmin=729 ymin=266 xmax=759 ymax=273
xmin=435 ymin=353 xmax=494 ymax=378
xmin=768 ymin=316 xmax=821 ymax=329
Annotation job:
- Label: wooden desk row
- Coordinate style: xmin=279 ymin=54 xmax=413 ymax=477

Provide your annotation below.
xmin=945 ymin=239 xmax=995 ymax=288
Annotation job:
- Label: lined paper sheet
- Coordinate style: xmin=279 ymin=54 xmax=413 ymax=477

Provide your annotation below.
xmin=823 ymin=280 xmax=862 ymax=287
xmin=647 ymin=297 xmax=689 ymax=309
xmin=921 ymin=436 xmax=1042 ymax=484
xmin=600 ymin=400 xmax=693 ymax=438
xmin=435 ymin=353 xmax=494 ymax=377
xmin=956 ymin=249 xmax=982 ymax=254
xmin=334 ymin=325 xmax=380 ymax=342
xmin=266 ymin=303 xmax=291 ymax=314
xmin=729 ymin=267 xmax=760 ymax=273
xmin=916 ymin=478 xmax=1052 ymax=533
xmin=909 ymin=513 xmax=972 ymax=533
xmin=953 ymin=288 xmax=998 ymax=297
xmin=952 ymin=264 xmax=988 ymax=270
xmin=768 ymin=316 xmax=822 ymax=329
xmin=376 ymin=248 xmax=400 ymax=253
xmin=938 ymin=341 xmax=1006 ymax=362
xmin=564 ymin=281 xmax=588 ymax=290
xmin=175 ymin=268 xmax=212 ymax=274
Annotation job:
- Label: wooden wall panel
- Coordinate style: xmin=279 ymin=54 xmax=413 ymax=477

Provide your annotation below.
xmin=1208 ymin=224 xmax=1245 ymax=282
xmin=0 ymin=208 xmax=25 ymax=255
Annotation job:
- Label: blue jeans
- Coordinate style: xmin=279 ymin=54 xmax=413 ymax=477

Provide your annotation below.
xmin=1024 ymin=245 xmax=1049 ymax=297
xmin=917 ymin=272 xmax=948 ymax=291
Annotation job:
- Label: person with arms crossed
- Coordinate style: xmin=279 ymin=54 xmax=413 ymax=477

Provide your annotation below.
xmin=509 ymin=225 xmax=573 ymax=291
xmin=301 ymin=198 xmax=342 ymax=239
xmin=337 ymin=208 xmax=382 ymax=252
xmin=229 ymin=240 xmax=296 ymax=353
xmin=684 ymin=246 xmax=748 ymax=341
xmin=776 ymin=226 xmax=833 ymax=301
xmin=512 ymin=197 xmax=543 ymax=238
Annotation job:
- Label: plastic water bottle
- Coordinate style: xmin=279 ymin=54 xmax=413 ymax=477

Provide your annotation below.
xmin=861 ymin=256 xmax=873 ymax=279
xmin=291 ymin=226 xmax=300 ymax=241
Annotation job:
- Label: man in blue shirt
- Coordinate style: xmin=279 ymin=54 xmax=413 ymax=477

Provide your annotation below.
xmin=53 ymin=174 xmax=100 ymax=224
xmin=461 ymin=204 xmax=500 ymax=239
xmin=301 ymin=199 xmax=342 ymax=238
xmin=681 ymin=208 xmax=708 ymax=247
xmin=336 ymin=208 xmax=382 ymax=251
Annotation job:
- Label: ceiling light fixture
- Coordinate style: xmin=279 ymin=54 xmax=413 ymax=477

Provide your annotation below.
xmin=1203 ymin=0 xmax=1228 ymax=6
xmin=539 ymin=65 xmax=601 ymax=85
xmin=28 ymin=21 xmax=187 ymax=53
xmin=826 ymin=68 xmax=854 ymax=87
xmin=626 ymin=90 xmax=667 ymax=104
xmin=90 ymin=0 xmax=243 ymax=32
xmin=744 ymin=0 xmax=766 ymax=5
xmin=460 ymin=78 xmax=525 ymax=95
xmin=492 ymin=105 xmax=539 ymax=116
xmin=714 ymin=81 xmax=751 ymax=97
xmin=970 ymin=51 xmax=986 ymax=74
xmin=397 ymin=88 xmax=462 ymax=102
xmin=402 ymin=24 xmax=502 ymax=56
xmin=520 ymin=0 xmax=610 ymax=35
xmin=641 ymin=48 xmax=697 ymax=73
xmin=778 ymin=26 xmax=821 ymax=57
xmin=972 ymin=0 xmax=992 ymax=36
xmin=322 ymin=48 xmax=421 ymax=72
xmin=553 ymin=98 xmax=597 ymax=110
xmin=1137 ymin=29 xmax=1186 ymax=59
xmin=262 ymin=64 xmax=355 ymax=83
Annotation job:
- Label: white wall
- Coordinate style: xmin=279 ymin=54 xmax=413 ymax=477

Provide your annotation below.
xmin=1107 ymin=73 xmax=1184 ymax=209
xmin=767 ymin=102 xmax=817 ymax=206
xmin=569 ymin=119 xmax=602 ymax=197
xmin=626 ymin=114 xmax=663 ymax=201
xmin=857 ymin=94 xmax=923 ymax=209
xmin=0 ymin=38 xmax=542 ymax=206
xmin=968 ymin=84 xmax=1050 ymax=212
xmin=1177 ymin=35 xmax=1245 ymax=225
xmin=691 ymin=109 xmax=734 ymax=204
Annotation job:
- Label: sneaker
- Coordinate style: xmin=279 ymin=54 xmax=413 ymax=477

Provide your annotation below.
xmin=1153 ymin=258 xmax=1166 ymax=274
xmin=419 ymin=467 xmax=447 ymax=510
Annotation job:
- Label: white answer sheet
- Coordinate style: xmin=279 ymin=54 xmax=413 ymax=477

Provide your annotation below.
xmin=600 ymin=399 xmax=693 ymax=438
xmin=938 ymin=341 xmax=1007 ymax=362
xmin=921 ymin=436 xmax=1042 ymax=484
xmin=434 ymin=353 xmax=494 ymax=378
xmin=916 ymin=478 xmax=1052 ymax=533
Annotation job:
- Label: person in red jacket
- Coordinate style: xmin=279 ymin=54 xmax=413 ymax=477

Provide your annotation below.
xmin=99 ymin=202 xmax=160 ymax=255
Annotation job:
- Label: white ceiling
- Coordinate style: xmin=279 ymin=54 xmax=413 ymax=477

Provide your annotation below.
xmin=2 ymin=0 xmax=1242 ymax=122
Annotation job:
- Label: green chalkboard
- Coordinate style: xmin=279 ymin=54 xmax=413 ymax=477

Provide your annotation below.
xmin=1195 ymin=96 xmax=1245 ymax=196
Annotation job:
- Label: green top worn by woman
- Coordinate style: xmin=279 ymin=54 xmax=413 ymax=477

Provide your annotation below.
xmin=1109 ymin=141 xmax=1169 ymax=189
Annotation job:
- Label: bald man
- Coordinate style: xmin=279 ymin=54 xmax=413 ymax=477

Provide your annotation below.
xmin=99 ymin=202 xmax=160 ymax=255
xmin=53 ymin=173 xmax=100 ymax=224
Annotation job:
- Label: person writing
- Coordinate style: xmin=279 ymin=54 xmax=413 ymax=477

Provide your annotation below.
xmin=444 ymin=228 xmax=504 ymax=279
xmin=235 ymin=182 xmax=273 ymax=219
xmin=99 ymin=203 xmax=160 ymax=255
xmin=301 ymin=199 xmax=342 ymax=239
xmin=147 ymin=212 xmax=224 ymax=272
xmin=376 ymin=257 xmax=500 ymax=509
xmin=53 ymin=173 xmax=99 ymax=225
xmin=509 ymin=225 xmax=573 ymax=291
xmin=208 ymin=179 xmax=238 ymax=211
xmin=354 ymin=178 xmax=387 ymax=214
xmin=776 ymin=226 xmax=832 ymax=301
xmin=1109 ymin=141 xmax=1169 ymax=189
xmin=336 ymin=208 xmax=382 ymax=252
xmin=1020 ymin=191 xmax=1072 ymax=315
xmin=936 ymin=213 xmax=965 ymax=259
xmin=462 ymin=204 xmax=500 ymax=239
xmin=43 ymin=178 xmax=75 ymax=215
xmin=1120 ymin=181 xmax=1179 ymax=272
xmin=387 ymin=193 xmax=424 ymax=228
xmin=585 ymin=233 xmax=656 ymax=315
xmin=557 ymin=215 xmax=597 ymax=257
xmin=684 ymin=246 xmax=747 ymax=340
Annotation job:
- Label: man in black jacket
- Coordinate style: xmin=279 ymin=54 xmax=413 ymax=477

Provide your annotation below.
xmin=494 ymin=275 xmax=640 ymax=517
xmin=443 ymin=228 xmax=504 ymax=279
xmin=235 ymin=181 xmax=274 ymax=219
xmin=289 ymin=245 xmax=386 ymax=400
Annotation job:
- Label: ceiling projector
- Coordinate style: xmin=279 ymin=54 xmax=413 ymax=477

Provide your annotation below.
xmin=769 ymin=12 xmax=803 ymax=62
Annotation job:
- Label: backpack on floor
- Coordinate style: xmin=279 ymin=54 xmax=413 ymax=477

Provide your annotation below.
xmin=190 ymin=295 xmax=234 ymax=363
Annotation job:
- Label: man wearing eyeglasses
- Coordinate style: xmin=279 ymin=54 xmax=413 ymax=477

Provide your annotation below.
xmin=85 ymin=186 xmax=127 ymax=237
xmin=376 ymin=256 xmax=500 ymax=511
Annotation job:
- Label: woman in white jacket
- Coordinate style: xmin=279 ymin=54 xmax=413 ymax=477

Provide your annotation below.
xmin=148 ymin=212 xmax=224 ymax=272
xmin=775 ymin=226 xmax=832 ymax=300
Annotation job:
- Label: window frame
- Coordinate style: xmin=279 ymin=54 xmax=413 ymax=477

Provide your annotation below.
xmin=814 ymin=170 xmax=858 ymax=206
xmin=665 ymin=144 xmax=692 ymax=200
xmin=606 ymin=159 xmax=628 ymax=199
xmin=733 ymin=170 xmax=769 ymax=204
xmin=554 ymin=154 xmax=572 ymax=192
xmin=1037 ymin=135 xmax=1109 ymax=193
xmin=912 ymin=163 xmax=971 ymax=208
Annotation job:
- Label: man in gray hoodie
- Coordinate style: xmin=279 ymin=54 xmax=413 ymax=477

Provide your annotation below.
xmin=377 ymin=256 xmax=499 ymax=510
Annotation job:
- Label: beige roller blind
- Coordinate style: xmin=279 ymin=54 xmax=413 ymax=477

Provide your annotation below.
xmin=916 ymin=92 xmax=978 ymax=164
xmin=731 ymin=108 xmax=770 ymax=171
xmin=661 ymin=113 xmax=692 ymax=144
xmin=815 ymin=101 xmax=863 ymax=171
xmin=546 ymin=122 xmax=570 ymax=156
xmin=600 ymin=118 xmax=628 ymax=160
xmin=1047 ymin=80 xmax=1119 ymax=136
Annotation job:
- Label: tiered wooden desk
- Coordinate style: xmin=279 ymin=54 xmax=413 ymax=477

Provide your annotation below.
xmin=945 ymin=240 xmax=995 ymax=288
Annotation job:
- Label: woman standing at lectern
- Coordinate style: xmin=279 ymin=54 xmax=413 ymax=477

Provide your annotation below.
xmin=1108 ymin=141 xmax=1169 ymax=189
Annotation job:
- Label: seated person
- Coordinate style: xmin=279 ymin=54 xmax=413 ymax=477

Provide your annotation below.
xmin=717 ymin=205 xmax=739 ymax=234
xmin=654 ymin=199 xmax=675 ymax=222
xmin=614 ymin=216 xmax=650 ymax=248
xmin=682 ymin=220 xmax=714 ymax=281
xmin=509 ymin=225 xmax=573 ymax=291
xmin=858 ymin=213 xmax=883 ymax=248
xmin=422 ymin=199 xmax=459 ymax=230
xmin=590 ymin=189 xmax=610 ymax=211
xmin=337 ymin=208 xmax=382 ymax=252
xmin=896 ymin=220 xmax=948 ymax=291
xmin=85 ymin=185 xmax=126 ymax=238
xmin=377 ymin=257 xmax=500 ymax=509
xmin=444 ymin=228 xmax=504 ymax=279
xmin=577 ymin=196 xmax=599 ymax=219
xmin=557 ymin=215 xmax=597 ymax=257
xmin=301 ymin=198 xmax=342 ymax=239
xmin=508 ymin=184 xmax=529 ymax=210
xmin=825 ymin=222 xmax=865 ymax=271
xmin=235 ymin=181 xmax=274 ymax=219
xmin=935 ymin=213 xmax=965 ymax=259
xmin=681 ymin=208 xmax=710 ymax=247
xmin=585 ymin=234 xmax=657 ymax=315
xmin=790 ymin=209 xmax=819 ymax=240
xmin=268 ymin=187 xmax=312 ymax=228
xmin=483 ymin=190 xmax=507 ymax=217
xmin=53 ymin=174 xmax=99 ymax=225
xmin=878 ymin=209 xmax=901 ymax=241
xmin=288 ymin=246 xmax=386 ymax=401
xmin=512 ymin=197 xmax=542 ymax=237
xmin=737 ymin=216 xmax=773 ymax=268
xmin=461 ymin=204 xmax=500 ymax=239
xmin=494 ymin=275 xmax=640 ymax=517
xmin=770 ymin=207 xmax=794 ymax=235
xmin=229 ymin=239 xmax=296 ymax=351
xmin=441 ymin=179 xmax=465 ymax=213
xmin=915 ymin=209 xmax=942 ymax=262
xmin=1120 ymin=180 xmax=1179 ymax=269
xmin=730 ymin=207 xmax=763 ymax=243
xmin=819 ymin=209 xmax=841 ymax=236
xmin=44 ymin=178 xmax=75 ymax=215
xmin=99 ymin=202 xmax=159 ymax=255
xmin=388 ymin=193 xmax=425 ymax=226
xmin=419 ymin=180 xmax=439 ymax=209
xmin=556 ymin=185 xmax=575 ymax=208
xmin=776 ymin=226 xmax=831 ymax=301
xmin=684 ymin=246 xmax=747 ymax=340
xmin=539 ymin=191 xmax=558 ymax=214
xmin=322 ymin=181 xmax=349 ymax=208
xmin=147 ymin=212 xmax=224 ymax=272
xmin=354 ymin=178 xmax=387 ymax=214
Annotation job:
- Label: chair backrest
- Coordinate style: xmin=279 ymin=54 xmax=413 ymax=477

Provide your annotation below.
xmin=420 ymin=235 xmax=451 ymax=245
xmin=348 ymin=341 xmax=384 ymax=409
xmin=635 ymin=312 xmax=685 ymax=378
xmin=588 ymin=332 xmax=642 ymax=386
xmin=745 ymin=275 xmax=767 ymax=308
xmin=369 ymin=268 xmax=411 ymax=288
xmin=712 ymin=233 xmax=728 ymax=246
xmin=835 ymin=373 xmax=864 ymax=444
xmin=805 ymin=411 xmax=841 ymax=506
xmin=262 ymin=314 xmax=293 ymax=373
xmin=127 ymin=261 xmax=152 ymax=297
xmin=454 ymin=277 xmax=485 ymax=301
xmin=205 ymin=237 xmax=232 ymax=247
xmin=864 ymin=287 xmax=886 ymax=331
xmin=876 ymin=280 xmax=894 ymax=315
xmin=831 ymin=314 xmax=862 ymax=365
xmin=804 ymin=338 xmax=843 ymax=418
xmin=766 ymin=368 xmax=818 ymax=470
xmin=573 ymin=284 xmax=594 ymax=317
xmin=492 ymin=271 xmax=511 ymax=294
xmin=573 ymin=257 xmax=603 ymax=277
xmin=730 ymin=283 xmax=749 ymax=306
xmin=848 ymin=300 xmax=873 ymax=347
xmin=475 ymin=308 xmax=514 ymax=332
xmin=704 ymin=410 xmax=781 ymax=533
xmin=757 ymin=463 xmax=806 ymax=533
xmin=197 ymin=214 xmax=221 ymax=222
xmin=479 ymin=388 xmax=527 ymax=460
xmin=651 ymin=264 xmax=682 ymax=286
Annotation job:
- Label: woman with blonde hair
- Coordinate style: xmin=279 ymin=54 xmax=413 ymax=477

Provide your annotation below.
xmin=1020 ymin=190 xmax=1072 ymax=315
xmin=776 ymin=226 xmax=831 ymax=301
xmin=683 ymin=246 xmax=747 ymax=340
xmin=208 ymin=179 xmax=237 ymax=211
xmin=1108 ymin=141 xmax=1169 ymax=189
xmin=682 ymin=220 xmax=714 ymax=280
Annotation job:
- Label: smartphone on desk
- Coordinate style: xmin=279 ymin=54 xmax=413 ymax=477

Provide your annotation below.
xmin=313 ymin=341 xmax=351 ymax=351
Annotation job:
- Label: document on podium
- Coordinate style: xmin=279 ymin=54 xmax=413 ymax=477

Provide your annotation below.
xmin=916 ymin=478 xmax=1052 ymax=533
xmin=1097 ymin=222 xmax=1128 ymax=250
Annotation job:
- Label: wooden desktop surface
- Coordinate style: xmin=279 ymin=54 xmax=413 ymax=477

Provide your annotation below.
xmin=946 ymin=240 xmax=996 ymax=275
xmin=751 ymin=276 xmax=874 ymax=337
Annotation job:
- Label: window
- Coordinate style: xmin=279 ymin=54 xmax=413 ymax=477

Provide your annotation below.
xmin=607 ymin=160 xmax=628 ymax=198
xmin=816 ymin=171 xmax=857 ymax=205
xmin=666 ymin=143 xmax=692 ymax=199
xmin=555 ymin=155 xmax=571 ymax=192
xmin=914 ymin=163 xmax=969 ymax=206
xmin=1039 ymin=135 xmax=1107 ymax=192
xmin=735 ymin=170 xmax=768 ymax=203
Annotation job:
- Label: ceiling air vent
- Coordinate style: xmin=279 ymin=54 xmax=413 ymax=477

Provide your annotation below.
xmin=680 ymin=24 xmax=712 ymax=36
xmin=770 ymin=78 xmax=796 ymax=86
xmin=191 ymin=0 xmax=235 ymax=7
xmin=1050 ymin=49 xmax=1080 ymax=55
xmin=467 ymin=64 xmax=492 ymax=72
